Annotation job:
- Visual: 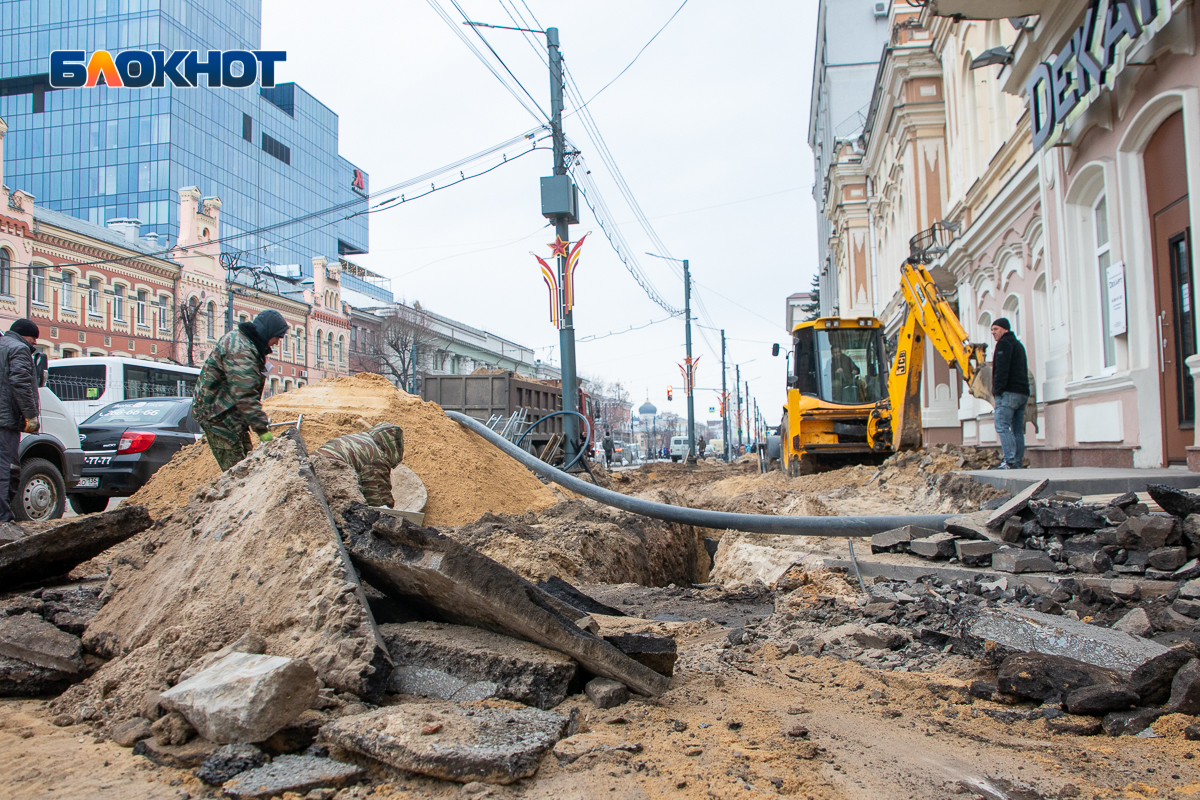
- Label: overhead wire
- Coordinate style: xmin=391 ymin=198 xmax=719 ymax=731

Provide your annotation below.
xmin=446 ymin=0 xmax=549 ymax=120
xmin=576 ymin=315 xmax=678 ymax=343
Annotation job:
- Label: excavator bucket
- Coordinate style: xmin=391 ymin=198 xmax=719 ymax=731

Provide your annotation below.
xmin=967 ymin=366 xmax=993 ymax=403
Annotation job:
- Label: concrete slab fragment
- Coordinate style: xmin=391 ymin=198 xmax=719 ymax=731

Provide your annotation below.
xmin=319 ymin=702 xmax=569 ymax=785
xmin=0 ymin=506 xmax=151 ymax=588
xmin=0 ymin=614 xmax=84 ymax=674
xmin=390 ymin=464 xmax=428 ymax=513
xmin=992 ymin=548 xmax=1055 ymax=574
xmin=987 ymin=479 xmax=1050 ymax=528
xmin=970 ymin=607 xmax=1170 ymax=677
xmin=160 ymin=652 xmax=319 ymax=744
xmin=389 ymin=666 xmax=497 ymax=703
xmin=908 ymin=533 xmax=958 ymax=560
xmin=379 ymin=621 xmax=576 ymax=710
xmin=333 ymin=503 xmax=669 ymax=698
xmin=221 ymin=754 xmax=365 ymax=799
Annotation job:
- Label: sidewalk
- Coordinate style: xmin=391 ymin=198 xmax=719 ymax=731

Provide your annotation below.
xmin=957 ymin=465 xmax=1200 ymax=496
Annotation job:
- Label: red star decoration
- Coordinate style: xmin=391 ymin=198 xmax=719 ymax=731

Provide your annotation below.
xmin=547 ymin=236 xmax=570 ymax=258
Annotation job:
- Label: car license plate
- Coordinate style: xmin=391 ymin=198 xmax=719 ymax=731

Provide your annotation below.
xmin=76 ymin=477 xmax=99 ymax=488
xmin=84 ymin=455 xmax=111 ymax=466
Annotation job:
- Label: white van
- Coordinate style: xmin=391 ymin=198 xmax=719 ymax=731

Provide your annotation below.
xmin=11 ymin=353 xmax=85 ymax=521
xmin=47 ymin=356 xmax=200 ymax=424
xmin=669 ymin=435 xmax=691 ymax=462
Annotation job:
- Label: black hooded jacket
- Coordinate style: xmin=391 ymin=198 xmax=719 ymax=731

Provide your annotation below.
xmin=991 ymin=331 xmax=1030 ymax=397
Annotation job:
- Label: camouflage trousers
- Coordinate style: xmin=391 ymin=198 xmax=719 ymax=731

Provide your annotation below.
xmin=200 ymin=417 xmax=254 ymax=471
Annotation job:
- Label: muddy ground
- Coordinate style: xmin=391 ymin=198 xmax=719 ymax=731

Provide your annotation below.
xmin=2 ymin=441 xmax=1195 ymax=799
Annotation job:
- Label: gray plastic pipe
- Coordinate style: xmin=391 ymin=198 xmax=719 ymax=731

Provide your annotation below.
xmin=447 ymin=411 xmax=955 ymax=537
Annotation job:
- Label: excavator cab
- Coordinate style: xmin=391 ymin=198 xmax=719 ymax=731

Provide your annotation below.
xmin=777 ymin=317 xmax=890 ymax=476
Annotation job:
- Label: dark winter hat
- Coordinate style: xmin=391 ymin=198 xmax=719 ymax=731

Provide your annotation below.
xmin=253 ymin=309 xmax=289 ymax=341
xmin=993 ymin=317 xmax=1011 ymax=331
xmin=9 ymin=319 xmax=39 ymax=338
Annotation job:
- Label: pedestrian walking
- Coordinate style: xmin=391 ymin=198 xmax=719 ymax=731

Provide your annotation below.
xmin=697 ymin=435 xmax=706 ymax=460
xmin=194 ymin=309 xmax=290 ymax=470
xmin=990 ymin=317 xmax=1030 ymax=470
xmin=602 ymin=431 xmax=614 ymax=468
xmin=0 ymin=319 xmax=40 ymax=523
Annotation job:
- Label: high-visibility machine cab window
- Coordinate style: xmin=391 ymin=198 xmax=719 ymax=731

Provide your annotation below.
xmin=794 ymin=326 xmax=888 ymax=406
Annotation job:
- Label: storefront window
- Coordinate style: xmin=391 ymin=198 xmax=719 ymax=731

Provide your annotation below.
xmin=1095 ymin=196 xmax=1117 ymax=369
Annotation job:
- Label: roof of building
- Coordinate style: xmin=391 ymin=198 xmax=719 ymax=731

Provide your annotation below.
xmin=31 ymin=206 xmax=175 ymax=263
xmin=639 ymin=400 xmax=658 ymax=415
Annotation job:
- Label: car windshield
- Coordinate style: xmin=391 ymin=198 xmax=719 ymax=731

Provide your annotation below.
xmin=795 ymin=327 xmax=889 ymax=405
xmin=83 ymin=400 xmax=184 ymax=426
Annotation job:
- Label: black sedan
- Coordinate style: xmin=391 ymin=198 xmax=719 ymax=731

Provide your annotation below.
xmin=69 ymin=397 xmax=201 ymax=514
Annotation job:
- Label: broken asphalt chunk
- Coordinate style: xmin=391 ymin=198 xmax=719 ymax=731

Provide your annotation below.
xmin=991 ymin=547 xmax=1054 ymax=574
xmin=908 ymin=532 xmax=958 ymax=560
xmin=998 ymin=653 xmax=1122 ymax=702
xmin=221 ymin=754 xmax=365 ymax=799
xmin=0 ymin=505 xmax=151 ymax=588
xmin=603 ymin=633 xmax=678 ymax=677
xmin=1147 ymin=484 xmax=1200 ymax=519
xmin=194 ymin=743 xmax=269 ymax=785
xmin=319 ymin=702 xmax=568 ymax=785
xmin=986 ymin=479 xmax=1049 ymax=528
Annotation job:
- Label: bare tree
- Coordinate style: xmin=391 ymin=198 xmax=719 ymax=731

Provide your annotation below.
xmin=376 ymin=302 xmax=438 ymax=393
xmin=178 ymin=298 xmax=200 ymax=367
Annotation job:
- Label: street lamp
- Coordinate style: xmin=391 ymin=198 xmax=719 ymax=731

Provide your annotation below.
xmin=645 ymin=252 xmax=696 ymax=462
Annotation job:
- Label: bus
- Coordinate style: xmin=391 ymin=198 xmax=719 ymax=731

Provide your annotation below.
xmin=46 ymin=357 xmax=201 ymax=424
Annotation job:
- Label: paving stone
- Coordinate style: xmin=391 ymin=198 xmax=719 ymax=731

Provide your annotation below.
xmin=1147 ymin=484 xmax=1200 ymax=519
xmin=379 ymin=622 xmax=577 ymax=710
xmin=954 ymin=540 xmax=998 ymax=566
xmin=1099 ymin=506 xmax=1128 ymax=526
xmin=1112 ymin=608 xmax=1153 ymax=638
xmin=970 ymin=607 xmax=1170 ymax=677
xmin=585 ymin=677 xmax=630 ymax=709
xmin=108 ymin=717 xmax=153 ymax=747
xmin=1175 ymin=599 xmax=1200 ymax=619
xmin=1064 ymin=684 xmax=1140 ymax=716
xmin=159 ymin=652 xmax=319 ymax=744
xmin=221 ymin=755 xmax=365 ymax=799
xmin=603 ymin=633 xmax=678 ymax=677
xmin=319 ymin=702 xmax=569 ymax=785
xmin=1102 ymin=707 xmax=1164 ymax=736
xmin=1183 ymin=516 xmax=1200 ymax=548
xmin=943 ymin=513 xmax=990 ymax=541
xmin=1169 ymin=659 xmax=1200 ymax=714
xmin=997 ymin=653 xmax=1122 ymax=701
xmin=1068 ymin=551 xmax=1112 ymax=574
xmin=1109 ymin=581 xmax=1142 ymax=602
xmin=1117 ymin=516 xmax=1177 ymax=550
xmin=909 ymin=533 xmax=958 ymax=560
xmin=1000 ymin=517 xmax=1024 ymax=543
xmin=1176 ymin=559 xmax=1200 ymax=581
xmin=132 ymin=737 xmax=216 ymax=768
xmin=992 ymin=548 xmax=1055 ymax=574
xmin=870 ymin=526 xmax=926 ymax=553
xmin=1036 ymin=506 xmax=1104 ymax=530
xmin=1182 ymin=579 xmax=1200 ymax=600
xmin=1109 ymin=492 xmax=1140 ymax=509
xmin=1149 ymin=547 xmax=1188 ymax=571
xmin=0 ymin=614 xmax=84 ymax=674
xmin=1130 ymin=648 xmax=1194 ymax=705
xmin=194 ymin=743 xmax=269 ymax=785
xmin=987 ymin=479 xmax=1049 ymax=527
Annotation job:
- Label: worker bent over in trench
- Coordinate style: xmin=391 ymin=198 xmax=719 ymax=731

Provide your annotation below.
xmin=315 ymin=423 xmax=405 ymax=507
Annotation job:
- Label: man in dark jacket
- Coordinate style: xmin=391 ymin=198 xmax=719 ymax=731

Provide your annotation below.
xmin=0 ymin=319 xmax=41 ymax=522
xmin=991 ymin=318 xmax=1030 ymax=469
xmin=194 ymin=309 xmax=290 ymax=470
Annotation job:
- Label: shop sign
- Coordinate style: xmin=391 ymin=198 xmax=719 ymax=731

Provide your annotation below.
xmin=1028 ymin=0 xmax=1171 ymax=151
xmin=1108 ymin=261 xmax=1127 ymax=337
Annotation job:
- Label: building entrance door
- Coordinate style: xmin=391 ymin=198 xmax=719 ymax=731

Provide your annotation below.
xmin=1146 ymin=112 xmax=1194 ymax=463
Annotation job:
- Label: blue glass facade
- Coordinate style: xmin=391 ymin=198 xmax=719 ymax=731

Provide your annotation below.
xmin=0 ymin=0 xmax=388 ymax=302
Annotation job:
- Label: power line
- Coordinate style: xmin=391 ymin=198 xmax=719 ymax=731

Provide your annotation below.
xmin=576 ymin=315 xmax=678 ymax=342
xmin=448 ymin=0 xmax=549 ymax=120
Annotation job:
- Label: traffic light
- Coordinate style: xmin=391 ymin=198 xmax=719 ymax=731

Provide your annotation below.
xmin=667 ymin=386 xmax=673 ymax=401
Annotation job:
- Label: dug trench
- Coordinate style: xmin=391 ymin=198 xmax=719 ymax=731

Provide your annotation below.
xmin=3 ymin=375 xmax=1200 ymax=798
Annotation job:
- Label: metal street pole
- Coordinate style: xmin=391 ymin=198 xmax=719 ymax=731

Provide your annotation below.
xmin=746 ymin=379 xmax=751 ymax=447
xmin=736 ymin=364 xmax=743 ymax=450
xmin=721 ymin=329 xmax=729 ymax=462
xmin=683 ymin=259 xmax=696 ymax=463
xmin=548 ymin=27 xmax=580 ymax=466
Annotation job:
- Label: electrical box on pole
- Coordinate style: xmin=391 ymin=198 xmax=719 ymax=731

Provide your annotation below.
xmin=540 ymin=175 xmax=579 ymax=223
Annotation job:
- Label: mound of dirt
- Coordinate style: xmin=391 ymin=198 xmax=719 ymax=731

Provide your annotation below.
xmin=447 ymin=499 xmax=710 ymax=587
xmin=129 ymin=373 xmax=557 ymax=527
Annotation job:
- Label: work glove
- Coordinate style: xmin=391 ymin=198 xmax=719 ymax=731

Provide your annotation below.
xmin=23 ymin=418 xmax=39 ymax=434
xmin=259 ymin=431 xmax=274 ymax=443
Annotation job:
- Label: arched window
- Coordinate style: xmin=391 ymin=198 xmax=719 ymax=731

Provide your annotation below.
xmin=315 ymin=329 xmax=323 ymax=363
xmin=338 ymin=335 xmax=345 ymax=364
xmin=328 ymin=332 xmax=334 ymax=365
xmin=206 ymin=302 xmax=216 ymax=340
xmin=60 ymin=271 xmax=74 ymax=310
xmin=0 ymin=249 xmax=10 ymax=296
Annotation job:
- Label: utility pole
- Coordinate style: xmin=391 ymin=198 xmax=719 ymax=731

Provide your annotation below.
xmin=721 ymin=329 xmax=729 ymax=462
xmin=746 ymin=379 xmax=751 ymax=447
xmin=735 ymin=364 xmax=743 ymax=450
xmin=548 ymin=27 xmax=580 ymax=465
xmin=683 ymin=259 xmax=695 ymax=463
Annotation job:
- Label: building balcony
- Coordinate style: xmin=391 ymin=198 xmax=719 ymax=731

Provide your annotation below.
xmin=926 ymin=0 xmax=1042 ymax=18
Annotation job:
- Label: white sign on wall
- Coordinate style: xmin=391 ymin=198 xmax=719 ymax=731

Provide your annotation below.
xmin=1108 ymin=261 xmax=1127 ymax=337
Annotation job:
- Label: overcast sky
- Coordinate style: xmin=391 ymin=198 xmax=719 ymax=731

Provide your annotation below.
xmin=262 ymin=0 xmax=819 ymax=433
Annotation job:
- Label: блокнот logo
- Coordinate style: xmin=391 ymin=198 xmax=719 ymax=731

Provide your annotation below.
xmin=50 ymin=50 xmax=286 ymax=89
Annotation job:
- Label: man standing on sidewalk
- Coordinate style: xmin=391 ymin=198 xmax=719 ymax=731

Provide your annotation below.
xmin=0 ymin=319 xmax=41 ymax=522
xmin=990 ymin=318 xmax=1030 ymax=470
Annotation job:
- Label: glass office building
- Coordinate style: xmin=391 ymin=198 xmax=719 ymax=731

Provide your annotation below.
xmin=0 ymin=0 xmax=390 ymax=303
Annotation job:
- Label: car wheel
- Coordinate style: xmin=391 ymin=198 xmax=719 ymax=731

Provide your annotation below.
xmin=69 ymin=494 xmax=110 ymax=515
xmin=14 ymin=458 xmax=66 ymax=522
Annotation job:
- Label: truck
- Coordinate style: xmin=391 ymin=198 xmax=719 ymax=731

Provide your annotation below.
xmin=775 ymin=222 xmax=1026 ymax=475
xmin=421 ymin=371 xmax=599 ymax=461
xmin=13 ymin=353 xmax=86 ymax=521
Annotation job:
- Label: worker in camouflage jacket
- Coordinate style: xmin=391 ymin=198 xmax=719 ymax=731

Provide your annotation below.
xmin=194 ymin=309 xmax=290 ymax=470
xmin=316 ymin=423 xmax=405 ymax=507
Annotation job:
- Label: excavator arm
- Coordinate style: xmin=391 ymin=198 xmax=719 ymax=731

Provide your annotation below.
xmin=870 ymin=258 xmax=990 ymax=452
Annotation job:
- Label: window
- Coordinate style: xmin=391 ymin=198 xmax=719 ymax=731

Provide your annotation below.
xmin=315 ymin=329 xmax=323 ymax=364
xmin=113 ymin=284 xmax=125 ymax=321
xmin=261 ymin=133 xmax=291 ymax=165
xmin=282 ymin=332 xmax=289 ymax=355
xmin=31 ymin=268 xmax=45 ymax=305
xmin=88 ymin=278 xmax=101 ymax=315
xmin=158 ymin=295 xmax=171 ymax=332
xmin=0 ymin=250 xmax=9 ymax=296
xmin=60 ymin=271 xmax=74 ymax=310
xmin=206 ymin=302 xmax=216 ymax=340
xmin=136 ymin=290 xmax=148 ymax=326
xmin=1095 ymin=195 xmax=1117 ymax=369
xmin=123 ymin=365 xmax=198 ymax=399
xmin=242 ymin=113 xmax=252 ymax=142
xmin=338 ymin=335 xmax=344 ymax=365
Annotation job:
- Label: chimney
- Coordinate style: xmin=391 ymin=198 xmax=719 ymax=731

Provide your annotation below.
xmin=106 ymin=217 xmax=141 ymax=242
xmin=142 ymin=232 xmax=159 ymax=249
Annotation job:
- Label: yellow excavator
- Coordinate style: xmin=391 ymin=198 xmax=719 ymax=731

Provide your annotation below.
xmin=776 ymin=223 xmax=992 ymax=476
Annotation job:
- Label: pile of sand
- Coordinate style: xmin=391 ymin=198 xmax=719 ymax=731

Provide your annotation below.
xmin=129 ymin=373 xmax=557 ymax=526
